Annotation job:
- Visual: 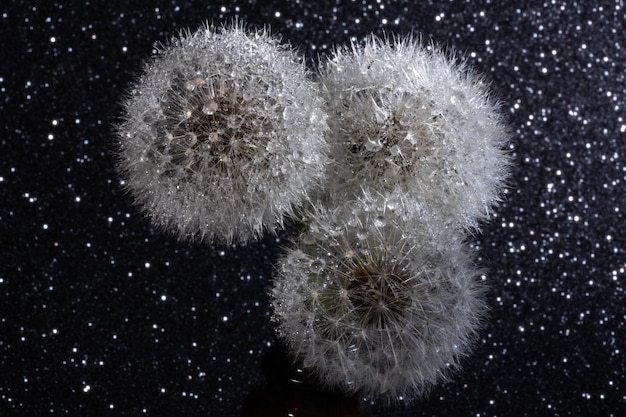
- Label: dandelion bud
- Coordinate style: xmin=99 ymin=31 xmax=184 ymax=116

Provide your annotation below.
xmin=320 ymin=35 xmax=510 ymax=230
xmin=271 ymin=194 xmax=486 ymax=401
xmin=116 ymin=22 xmax=328 ymax=244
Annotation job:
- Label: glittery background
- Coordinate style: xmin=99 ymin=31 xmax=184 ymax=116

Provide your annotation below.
xmin=1 ymin=1 xmax=625 ymax=416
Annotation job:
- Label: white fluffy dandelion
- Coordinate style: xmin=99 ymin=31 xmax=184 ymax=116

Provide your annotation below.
xmin=271 ymin=192 xmax=486 ymax=401
xmin=320 ymin=35 xmax=510 ymax=230
xmin=116 ymin=22 xmax=328 ymax=244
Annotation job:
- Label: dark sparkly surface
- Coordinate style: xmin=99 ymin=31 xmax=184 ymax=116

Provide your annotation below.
xmin=1 ymin=1 xmax=625 ymax=416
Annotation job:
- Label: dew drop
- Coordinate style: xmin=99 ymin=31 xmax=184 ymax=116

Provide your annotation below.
xmin=227 ymin=116 xmax=244 ymax=129
xmin=373 ymin=215 xmax=386 ymax=228
xmin=405 ymin=131 xmax=417 ymax=144
xmin=356 ymin=229 xmax=368 ymax=240
xmin=309 ymin=258 xmax=325 ymax=273
xmin=389 ymin=145 xmax=402 ymax=157
xmin=301 ymin=232 xmax=316 ymax=245
xmin=266 ymin=140 xmax=279 ymax=153
xmin=327 ymin=226 xmax=342 ymax=237
xmin=364 ymin=138 xmax=383 ymax=152
xmin=283 ymin=106 xmax=296 ymax=121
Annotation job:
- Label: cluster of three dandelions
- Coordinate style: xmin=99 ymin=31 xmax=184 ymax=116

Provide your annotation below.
xmin=116 ymin=22 xmax=510 ymax=402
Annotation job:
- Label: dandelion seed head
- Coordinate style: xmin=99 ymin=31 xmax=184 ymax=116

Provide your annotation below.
xmin=116 ymin=22 xmax=328 ymax=244
xmin=320 ymin=35 xmax=510 ymax=230
xmin=272 ymin=193 xmax=486 ymax=401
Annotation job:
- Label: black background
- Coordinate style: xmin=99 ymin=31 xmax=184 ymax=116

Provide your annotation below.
xmin=1 ymin=1 xmax=625 ymax=416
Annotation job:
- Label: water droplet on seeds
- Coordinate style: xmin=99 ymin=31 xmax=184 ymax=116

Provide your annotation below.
xmin=227 ymin=116 xmax=244 ymax=129
xmin=328 ymin=226 xmax=342 ymax=237
xmin=301 ymin=232 xmax=316 ymax=245
xmin=286 ymin=255 xmax=303 ymax=266
xmin=327 ymin=239 xmax=339 ymax=247
xmin=283 ymin=106 xmax=296 ymax=121
xmin=359 ymin=62 xmax=370 ymax=75
xmin=309 ymin=258 xmax=325 ymax=273
xmin=373 ymin=215 xmax=386 ymax=228
xmin=364 ymin=139 xmax=383 ymax=152
xmin=265 ymin=140 xmax=278 ymax=153
xmin=431 ymin=109 xmax=443 ymax=118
